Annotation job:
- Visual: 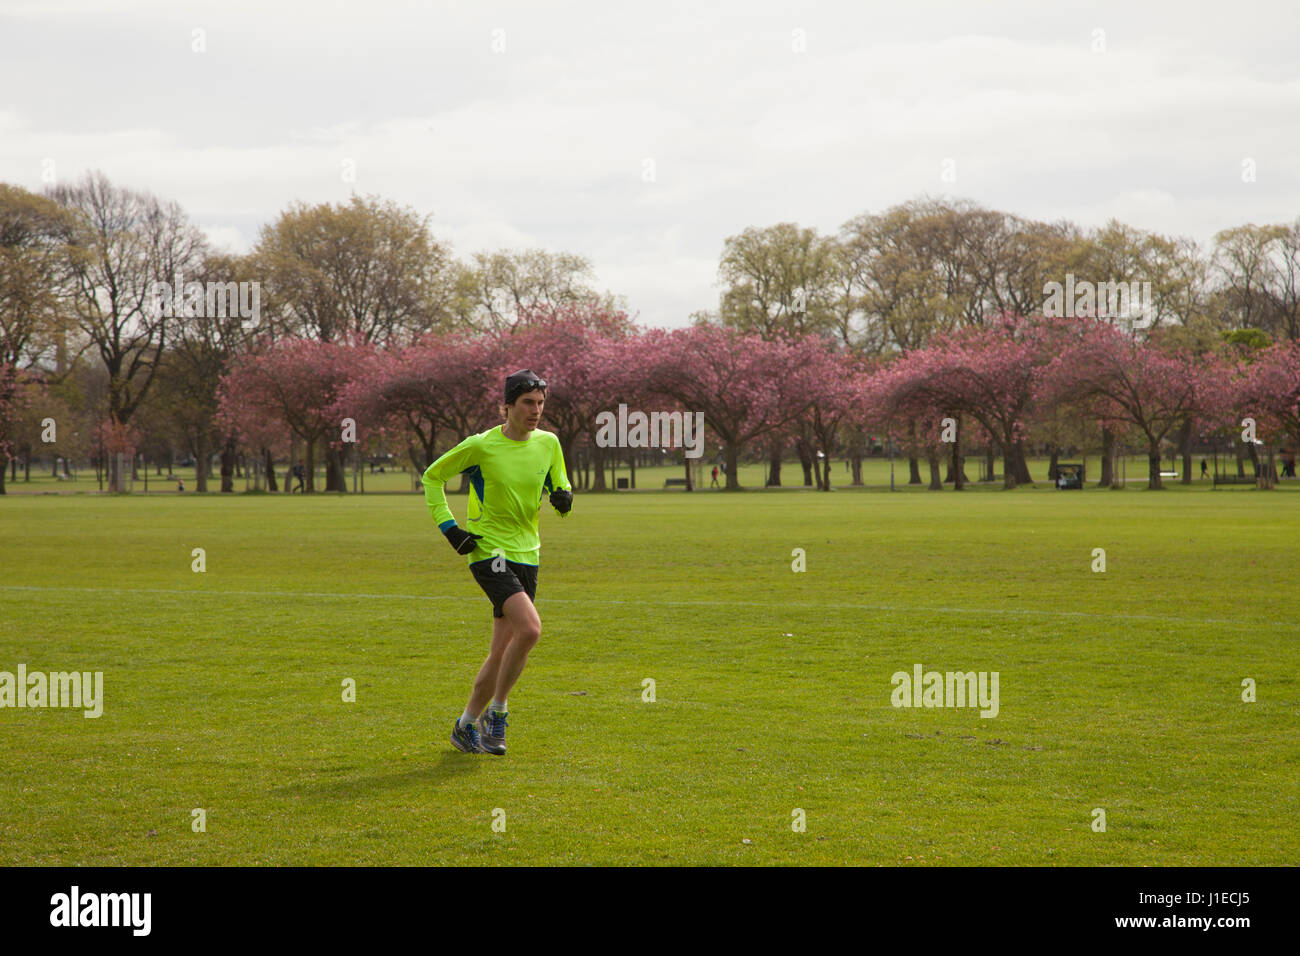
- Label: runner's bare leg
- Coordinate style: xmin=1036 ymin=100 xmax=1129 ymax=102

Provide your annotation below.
xmin=466 ymin=614 xmax=512 ymax=718
xmin=492 ymin=591 xmax=542 ymax=703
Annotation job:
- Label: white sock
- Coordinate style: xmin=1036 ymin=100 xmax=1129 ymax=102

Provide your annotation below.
xmin=491 ymin=699 xmax=507 ymax=714
xmin=459 ymin=707 xmax=477 ymax=728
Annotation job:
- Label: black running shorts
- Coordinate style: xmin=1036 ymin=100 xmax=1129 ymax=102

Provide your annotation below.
xmin=468 ymin=558 xmax=538 ymax=618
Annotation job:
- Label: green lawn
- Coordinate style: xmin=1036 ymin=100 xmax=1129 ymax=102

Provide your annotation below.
xmin=0 ymin=485 xmax=1296 ymax=865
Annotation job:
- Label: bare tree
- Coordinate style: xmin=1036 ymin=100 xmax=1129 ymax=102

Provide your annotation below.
xmin=49 ymin=171 xmax=207 ymax=490
xmin=0 ymin=183 xmax=80 ymax=370
xmin=454 ymin=248 xmax=623 ymax=333
xmin=254 ymin=194 xmax=457 ymax=346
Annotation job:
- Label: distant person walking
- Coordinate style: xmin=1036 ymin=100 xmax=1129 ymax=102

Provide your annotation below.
xmin=1200 ymin=458 xmax=1208 ymax=479
xmin=710 ymin=466 xmax=719 ymax=487
xmin=292 ymin=462 xmax=306 ymax=493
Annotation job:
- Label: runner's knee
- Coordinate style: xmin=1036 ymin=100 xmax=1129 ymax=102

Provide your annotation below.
xmin=515 ymin=618 xmax=540 ymax=646
xmin=507 ymin=608 xmax=540 ymax=646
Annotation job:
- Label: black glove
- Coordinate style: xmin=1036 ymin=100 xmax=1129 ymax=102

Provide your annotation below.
xmin=443 ymin=525 xmax=483 ymax=555
xmin=549 ymin=488 xmax=572 ymax=515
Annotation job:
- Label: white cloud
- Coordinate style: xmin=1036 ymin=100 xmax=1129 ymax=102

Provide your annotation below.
xmin=1 ymin=0 xmax=1298 ymax=328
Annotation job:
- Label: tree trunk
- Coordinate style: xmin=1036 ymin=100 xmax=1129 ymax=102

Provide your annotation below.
xmin=1178 ymin=420 xmax=1193 ymax=485
xmin=195 ymin=432 xmax=209 ymax=493
xmin=1236 ymin=441 xmax=1247 ymax=477
xmin=985 ymin=443 xmax=995 ymax=482
xmin=725 ymin=442 xmax=740 ymax=490
xmin=1261 ymin=446 xmax=1276 ymax=489
xmin=592 ymin=444 xmax=607 ymax=491
xmin=797 ymin=437 xmax=814 ymax=487
xmin=304 ymin=439 xmax=316 ymax=492
xmin=1246 ymin=441 xmax=1260 ymax=477
xmin=629 ymin=449 xmax=636 ymax=489
xmin=767 ymin=435 xmax=783 ymax=487
xmin=1047 ymin=445 xmax=1060 ymax=483
xmin=1011 ymin=440 xmax=1033 ymax=484
xmin=324 ymin=446 xmax=347 ymax=492
xmin=907 ymin=422 xmax=921 ymax=483
xmin=0 ymin=453 xmax=6 ymax=494
xmin=847 ymin=425 xmax=865 ymax=486
xmin=1100 ymin=428 xmax=1114 ymax=487
xmin=220 ymin=437 xmax=236 ymax=493
xmin=927 ymin=449 xmax=943 ymax=490
xmin=945 ymin=417 xmax=967 ymax=489
xmin=1148 ymin=442 xmax=1163 ymax=490
xmin=1001 ymin=433 xmax=1018 ymax=489
xmin=263 ymin=448 xmax=278 ymax=492
xmin=683 ymin=454 xmax=694 ymax=491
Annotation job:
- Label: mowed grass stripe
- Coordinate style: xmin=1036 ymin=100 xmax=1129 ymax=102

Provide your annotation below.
xmin=0 ymin=583 xmax=1276 ymax=629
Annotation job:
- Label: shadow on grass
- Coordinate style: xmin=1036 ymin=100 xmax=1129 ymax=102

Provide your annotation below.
xmin=274 ymin=749 xmax=483 ymax=800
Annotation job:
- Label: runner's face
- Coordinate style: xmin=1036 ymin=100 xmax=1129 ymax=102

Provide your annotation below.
xmin=509 ymin=390 xmax=545 ymax=432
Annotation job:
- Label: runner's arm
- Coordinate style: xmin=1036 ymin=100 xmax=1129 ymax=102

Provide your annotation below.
xmin=422 ymin=434 xmax=480 ymax=532
xmin=546 ymin=435 xmax=573 ymax=516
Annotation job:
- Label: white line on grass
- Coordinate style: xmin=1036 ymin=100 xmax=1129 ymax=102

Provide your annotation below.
xmin=0 ymin=584 xmax=1280 ymax=631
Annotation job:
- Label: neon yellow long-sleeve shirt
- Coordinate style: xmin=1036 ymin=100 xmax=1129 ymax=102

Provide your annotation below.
xmin=422 ymin=425 xmax=571 ymax=565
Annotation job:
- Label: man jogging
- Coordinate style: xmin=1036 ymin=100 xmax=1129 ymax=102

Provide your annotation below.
xmin=422 ymin=369 xmax=573 ymax=755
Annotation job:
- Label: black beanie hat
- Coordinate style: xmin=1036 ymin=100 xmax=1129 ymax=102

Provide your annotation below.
xmin=504 ymin=369 xmax=547 ymax=405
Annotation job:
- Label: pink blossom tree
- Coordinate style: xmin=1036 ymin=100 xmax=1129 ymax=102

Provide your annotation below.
xmin=340 ymin=332 xmax=508 ymax=472
xmin=1236 ymin=340 xmax=1300 ymax=487
xmin=493 ymin=304 xmax=631 ymax=490
xmin=636 ymin=325 xmax=823 ymax=490
xmin=217 ymin=337 xmax=369 ymax=492
xmin=800 ymin=342 xmax=870 ymax=490
xmin=868 ymin=313 xmax=1056 ymax=489
xmin=862 ymin=355 xmax=956 ymax=489
xmin=1041 ymin=321 xmax=1219 ymax=489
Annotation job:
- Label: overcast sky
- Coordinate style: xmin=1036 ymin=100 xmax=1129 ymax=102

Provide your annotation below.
xmin=2 ymin=0 xmax=1297 ymax=328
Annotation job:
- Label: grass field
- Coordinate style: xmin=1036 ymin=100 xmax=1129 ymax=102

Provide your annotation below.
xmin=1 ymin=482 xmax=1297 ymax=865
